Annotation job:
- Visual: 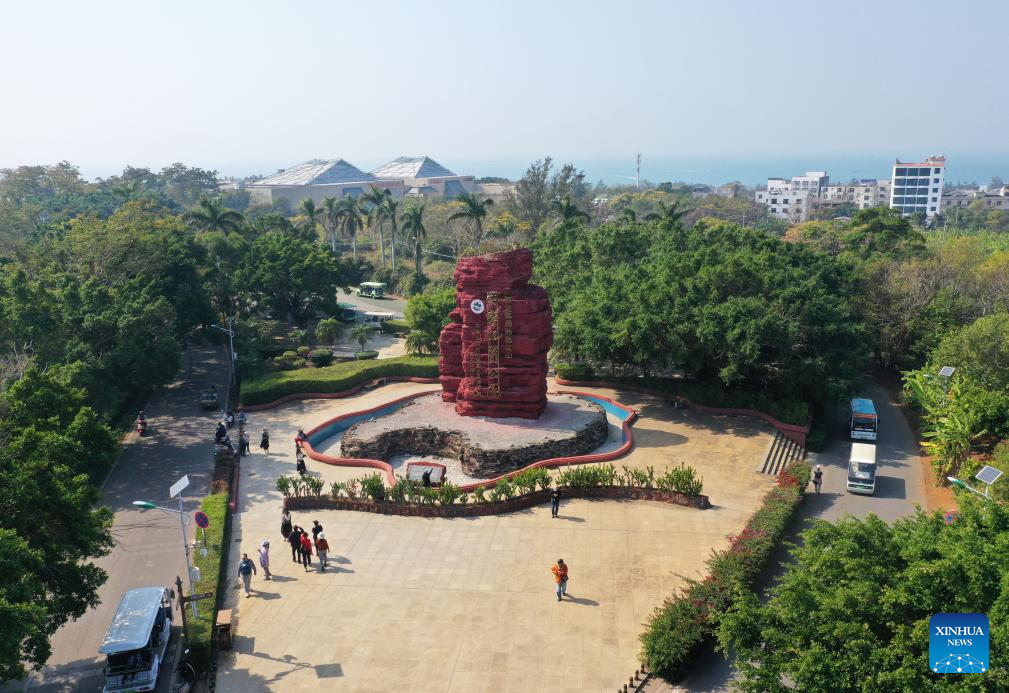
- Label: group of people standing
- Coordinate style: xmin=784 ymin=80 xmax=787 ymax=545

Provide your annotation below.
xmin=281 ymin=510 xmax=330 ymax=571
xmin=213 ymin=408 xmax=270 ymax=457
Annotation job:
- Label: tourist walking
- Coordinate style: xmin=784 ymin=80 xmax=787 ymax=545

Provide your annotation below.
xmin=288 ymin=525 xmax=303 ymax=562
xmin=296 ymin=450 xmax=307 ymax=476
xmin=242 ymin=430 xmax=251 ymax=456
xmin=238 ymin=553 xmax=257 ymax=598
xmin=281 ymin=510 xmax=293 ymax=540
xmin=311 ymin=520 xmax=323 ymax=545
xmin=260 ymin=428 xmax=270 ymax=454
xmin=258 ymin=541 xmax=272 ymax=580
xmin=813 ymin=465 xmax=823 ymax=494
xmin=299 ymin=531 xmax=313 ymax=571
xmin=316 ymin=532 xmax=330 ymax=571
xmin=550 ymin=487 xmax=561 ymax=518
xmin=551 ymin=559 xmax=569 ymax=601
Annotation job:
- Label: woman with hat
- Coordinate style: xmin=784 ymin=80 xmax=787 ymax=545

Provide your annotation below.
xmin=258 ymin=540 xmax=272 ymax=580
xmin=316 ymin=532 xmax=330 ymax=571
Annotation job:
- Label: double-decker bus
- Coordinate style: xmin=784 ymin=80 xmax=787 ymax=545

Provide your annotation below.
xmin=849 ymin=398 xmax=878 ymax=441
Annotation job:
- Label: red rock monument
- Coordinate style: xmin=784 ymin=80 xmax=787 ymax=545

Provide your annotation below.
xmin=439 ymin=248 xmax=553 ymax=418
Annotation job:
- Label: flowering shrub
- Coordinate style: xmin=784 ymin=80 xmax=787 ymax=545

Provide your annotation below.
xmin=640 ymin=460 xmax=810 ymax=680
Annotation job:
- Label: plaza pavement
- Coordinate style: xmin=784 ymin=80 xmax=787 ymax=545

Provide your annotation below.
xmin=216 ymin=382 xmax=776 ymax=693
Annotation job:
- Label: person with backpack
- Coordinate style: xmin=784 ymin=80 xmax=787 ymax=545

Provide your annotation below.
xmin=551 ymin=558 xmax=569 ymax=602
xmin=316 ymin=532 xmax=330 ymax=571
xmin=813 ymin=465 xmax=823 ymax=494
xmin=238 ymin=553 xmax=257 ymax=598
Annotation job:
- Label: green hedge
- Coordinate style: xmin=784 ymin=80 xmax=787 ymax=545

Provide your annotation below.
xmin=354 ymin=350 xmax=379 ymax=360
xmin=188 ymin=492 xmax=229 ymax=674
xmin=640 ymin=461 xmax=810 ymax=680
xmin=240 ymin=355 xmax=439 ymax=405
xmin=555 ymin=371 xmax=810 ymax=426
xmin=380 ymin=319 xmax=410 ymax=335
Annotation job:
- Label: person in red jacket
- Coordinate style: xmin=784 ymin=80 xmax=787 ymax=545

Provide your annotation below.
xmin=299 ymin=531 xmax=313 ymax=571
xmin=551 ymin=559 xmax=569 ymax=601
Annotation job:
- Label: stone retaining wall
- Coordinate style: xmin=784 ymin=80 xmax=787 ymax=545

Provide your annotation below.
xmin=340 ymin=415 xmax=609 ymax=478
xmin=284 ymin=485 xmax=710 ymax=516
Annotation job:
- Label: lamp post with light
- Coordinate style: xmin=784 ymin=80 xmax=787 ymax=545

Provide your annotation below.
xmin=133 ymin=474 xmax=199 ymax=620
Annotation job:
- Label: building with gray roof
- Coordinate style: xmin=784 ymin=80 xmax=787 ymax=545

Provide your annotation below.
xmin=248 ymin=159 xmax=402 ymax=208
xmin=371 ymin=156 xmax=475 ymax=199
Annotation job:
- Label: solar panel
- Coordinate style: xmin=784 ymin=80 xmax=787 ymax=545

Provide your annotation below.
xmin=938 ymin=366 xmax=956 ymax=378
xmin=975 ymin=465 xmax=1003 ymax=485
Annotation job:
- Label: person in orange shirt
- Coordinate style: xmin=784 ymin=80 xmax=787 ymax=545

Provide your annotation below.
xmin=551 ymin=558 xmax=569 ymax=601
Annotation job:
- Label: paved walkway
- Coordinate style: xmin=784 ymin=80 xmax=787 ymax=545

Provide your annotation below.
xmin=20 ymin=348 xmax=230 ymax=693
xmin=216 ymin=383 xmax=776 ymax=692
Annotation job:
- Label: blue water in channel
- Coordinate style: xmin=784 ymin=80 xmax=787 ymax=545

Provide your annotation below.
xmin=307 ymin=394 xmax=632 ymax=450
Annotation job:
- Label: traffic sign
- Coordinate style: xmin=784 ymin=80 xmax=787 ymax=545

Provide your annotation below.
xmin=194 ymin=511 xmax=210 ymax=529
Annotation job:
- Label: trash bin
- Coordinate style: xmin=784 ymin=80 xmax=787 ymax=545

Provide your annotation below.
xmin=216 ymin=610 xmax=233 ymax=650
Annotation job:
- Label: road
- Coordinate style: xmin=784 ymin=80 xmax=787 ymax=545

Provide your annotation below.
xmin=339 ymin=287 xmax=407 ymax=318
xmin=652 ymin=378 xmax=926 ymax=693
xmin=19 ymin=347 xmax=229 ymax=693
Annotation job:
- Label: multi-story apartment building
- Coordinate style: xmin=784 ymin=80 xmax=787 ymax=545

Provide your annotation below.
xmin=755 ymin=188 xmax=813 ymax=223
xmin=942 ymin=186 xmax=1009 ymax=211
xmin=889 ymin=155 xmax=945 ymax=218
xmin=819 ymin=179 xmax=891 ymax=209
xmin=754 ymin=171 xmax=827 ymax=222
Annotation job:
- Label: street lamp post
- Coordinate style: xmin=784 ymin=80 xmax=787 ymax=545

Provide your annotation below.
xmin=211 ymin=317 xmax=236 ymax=386
xmin=133 ymin=474 xmax=198 ymax=620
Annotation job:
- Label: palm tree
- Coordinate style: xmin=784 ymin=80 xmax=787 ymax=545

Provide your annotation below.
xmin=381 ymin=191 xmax=400 ymax=272
xmin=321 ymin=196 xmax=340 ymax=252
xmin=184 ymin=196 xmax=244 ymax=235
xmin=448 ymin=192 xmax=494 ymax=247
xmin=299 ymin=198 xmax=323 ymax=238
xmin=335 ymin=196 xmax=364 ymax=261
xmin=348 ymin=323 xmax=377 ymax=352
xmin=644 ymin=201 xmax=685 ymax=224
xmin=400 ymin=203 xmax=427 ymax=276
xmin=314 ymin=317 xmax=342 ymax=345
xmin=549 ymin=196 xmax=590 ymax=225
xmin=361 ymin=187 xmax=388 ymax=267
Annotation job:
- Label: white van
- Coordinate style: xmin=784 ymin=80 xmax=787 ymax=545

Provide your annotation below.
xmin=99 ymin=586 xmax=174 ymax=693
xmin=847 ymin=442 xmax=877 ymax=495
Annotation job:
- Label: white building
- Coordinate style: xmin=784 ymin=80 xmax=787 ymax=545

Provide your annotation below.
xmin=370 ymin=156 xmax=475 ymax=199
xmin=889 ymin=155 xmax=945 ymax=218
xmin=819 ymin=179 xmax=891 ymax=209
xmin=754 ymin=171 xmax=828 ymax=222
xmin=942 ymin=186 xmax=1009 ymax=211
xmin=247 ymin=159 xmax=402 ymax=208
xmin=755 ymin=188 xmax=813 ymax=223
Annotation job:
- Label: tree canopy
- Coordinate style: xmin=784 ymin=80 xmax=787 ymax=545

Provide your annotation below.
xmin=534 ymin=217 xmax=866 ymax=402
xmin=719 ymin=495 xmax=1009 ymax=692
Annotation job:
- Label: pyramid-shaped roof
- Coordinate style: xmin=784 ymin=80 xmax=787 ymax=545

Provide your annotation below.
xmin=253 ymin=159 xmax=377 ymax=187
xmin=371 ymin=156 xmax=457 ymax=180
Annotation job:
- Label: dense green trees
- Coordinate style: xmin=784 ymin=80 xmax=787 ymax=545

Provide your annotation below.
xmin=233 ymin=232 xmax=348 ymax=327
xmin=404 ymin=287 xmax=456 ymax=355
xmin=0 ymin=366 xmax=117 ymax=679
xmin=719 ymin=495 xmax=1009 ymax=691
xmin=534 ymin=218 xmax=865 ymax=403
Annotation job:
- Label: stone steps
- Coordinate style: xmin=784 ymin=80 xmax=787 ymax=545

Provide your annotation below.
xmin=759 ymin=431 xmax=804 ymax=476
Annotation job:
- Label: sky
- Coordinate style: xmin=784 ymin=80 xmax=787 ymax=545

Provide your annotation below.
xmin=1 ymin=0 xmax=1007 ymax=184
